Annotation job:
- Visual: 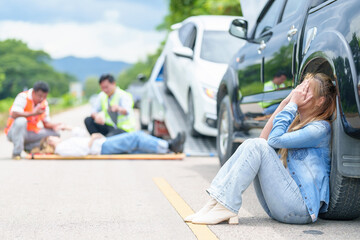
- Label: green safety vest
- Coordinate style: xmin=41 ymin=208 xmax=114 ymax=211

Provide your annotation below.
xmin=100 ymin=87 xmax=136 ymax=132
xmin=260 ymin=81 xmax=286 ymax=108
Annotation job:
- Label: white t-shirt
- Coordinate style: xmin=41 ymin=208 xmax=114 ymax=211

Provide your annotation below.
xmin=11 ymin=88 xmax=51 ymax=122
xmin=55 ymin=137 xmax=106 ymax=156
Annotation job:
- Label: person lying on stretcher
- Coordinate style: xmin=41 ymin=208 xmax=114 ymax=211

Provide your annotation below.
xmin=36 ymin=130 xmax=186 ymax=156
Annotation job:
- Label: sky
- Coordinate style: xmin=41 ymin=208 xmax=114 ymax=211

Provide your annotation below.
xmin=0 ymin=0 xmax=168 ymax=63
xmin=0 ymin=0 xmax=265 ymax=63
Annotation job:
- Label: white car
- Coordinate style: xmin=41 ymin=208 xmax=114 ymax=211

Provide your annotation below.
xmin=163 ymin=15 xmax=244 ymax=137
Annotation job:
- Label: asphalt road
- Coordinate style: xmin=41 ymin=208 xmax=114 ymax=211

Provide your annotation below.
xmin=0 ymin=105 xmax=359 ymax=240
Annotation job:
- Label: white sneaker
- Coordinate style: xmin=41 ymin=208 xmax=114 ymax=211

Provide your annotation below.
xmin=184 ymin=198 xmax=217 ymax=222
xmin=192 ymin=202 xmax=238 ymax=225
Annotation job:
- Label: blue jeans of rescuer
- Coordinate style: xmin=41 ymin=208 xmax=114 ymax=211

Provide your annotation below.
xmin=100 ymin=131 xmax=169 ymax=154
xmin=207 ymin=138 xmax=312 ymax=224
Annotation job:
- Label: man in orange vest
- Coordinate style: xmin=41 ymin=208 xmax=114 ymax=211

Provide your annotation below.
xmin=5 ymin=81 xmax=65 ymax=159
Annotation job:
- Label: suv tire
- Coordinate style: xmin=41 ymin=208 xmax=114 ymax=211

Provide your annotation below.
xmin=320 ymin=169 xmax=360 ymax=220
xmin=217 ymin=96 xmax=238 ymax=166
xmin=319 ymin=118 xmax=360 ymax=220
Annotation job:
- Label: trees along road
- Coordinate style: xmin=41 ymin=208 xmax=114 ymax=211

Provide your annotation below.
xmin=0 ymin=104 xmax=358 ymax=240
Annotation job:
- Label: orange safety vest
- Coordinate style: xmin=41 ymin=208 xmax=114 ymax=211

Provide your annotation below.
xmin=4 ymin=90 xmax=48 ymax=135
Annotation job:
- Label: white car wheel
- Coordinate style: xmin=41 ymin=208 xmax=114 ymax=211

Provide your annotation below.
xmin=187 ymin=92 xmax=200 ymax=137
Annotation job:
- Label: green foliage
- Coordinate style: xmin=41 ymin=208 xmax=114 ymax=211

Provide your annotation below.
xmin=0 ymin=98 xmax=14 ymax=112
xmin=157 ymin=0 xmax=242 ymax=31
xmin=0 ymin=39 xmax=76 ymax=99
xmin=59 ymin=93 xmax=77 ymax=107
xmin=239 ymin=82 xmax=263 ymax=96
xmin=84 ymin=76 xmax=100 ymax=98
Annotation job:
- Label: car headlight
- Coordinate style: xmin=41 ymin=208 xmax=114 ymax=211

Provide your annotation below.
xmin=203 ymin=86 xmax=217 ymax=100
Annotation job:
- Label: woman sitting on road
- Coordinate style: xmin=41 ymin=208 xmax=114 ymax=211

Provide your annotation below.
xmin=37 ymin=130 xmax=186 ymax=156
xmin=185 ymin=73 xmax=337 ymax=225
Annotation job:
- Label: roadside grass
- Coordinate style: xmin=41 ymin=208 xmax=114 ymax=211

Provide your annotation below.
xmin=0 ymin=112 xmax=8 ymax=131
xmin=0 ymin=104 xmax=84 ymax=131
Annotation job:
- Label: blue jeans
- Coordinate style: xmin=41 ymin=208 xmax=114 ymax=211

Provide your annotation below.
xmin=207 ymin=138 xmax=312 ymax=224
xmin=100 ymin=131 xmax=169 ymax=154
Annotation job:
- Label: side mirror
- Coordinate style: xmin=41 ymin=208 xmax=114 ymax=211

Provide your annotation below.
xmin=137 ymin=73 xmax=146 ymax=82
xmin=173 ymin=46 xmax=193 ymax=59
xmin=229 ymin=18 xmax=248 ymax=40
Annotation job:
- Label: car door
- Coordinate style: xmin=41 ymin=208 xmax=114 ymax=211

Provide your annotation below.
xmin=236 ymin=0 xmax=285 ymax=127
xmin=166 ymin=22 xmax=192 ymax=97
xmin=261 ymin=0 xmax=307 ymax=109
xmin=168 ymin=22 xmax=197 ymax=111
xmin=179 ymin=24 xmax=197 ymax=112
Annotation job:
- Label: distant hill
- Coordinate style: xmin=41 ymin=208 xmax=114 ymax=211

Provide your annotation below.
xmin=51 ymin=56 xmax=132 ymax=82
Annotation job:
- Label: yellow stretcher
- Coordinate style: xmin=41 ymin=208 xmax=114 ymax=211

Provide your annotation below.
xmin=26 ymin=153 xmax=186 ymax=160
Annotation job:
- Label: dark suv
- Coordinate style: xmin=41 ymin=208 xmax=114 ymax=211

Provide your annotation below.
xmin=216 ymin=0 xmax=360 ymax=220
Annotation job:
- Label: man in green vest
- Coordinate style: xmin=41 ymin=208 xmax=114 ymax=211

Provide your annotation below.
xmin=84 ymin=74 xmax=136 ymax=137
xmin=260 ymin=71 xmax=287 ymax=115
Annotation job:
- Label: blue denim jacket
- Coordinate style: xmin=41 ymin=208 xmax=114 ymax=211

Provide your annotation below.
xmin=267 ymin=102 xmax=331 ymax=222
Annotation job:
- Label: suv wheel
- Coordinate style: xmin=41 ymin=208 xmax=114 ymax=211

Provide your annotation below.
xmin=217 ymin=96 xmax=237 ymax=166
xmin=319 ymin=118 xmax=360 ymax=220
xmin=320 ymin=168 xmax=360 ymax=220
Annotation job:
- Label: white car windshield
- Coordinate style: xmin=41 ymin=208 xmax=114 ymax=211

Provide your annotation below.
xmin=200 ymin=31 xmax=242 ymax=64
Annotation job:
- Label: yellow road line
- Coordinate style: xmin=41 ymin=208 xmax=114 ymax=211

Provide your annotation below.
xmin=153 ymin=177 xmax=218 ymax=240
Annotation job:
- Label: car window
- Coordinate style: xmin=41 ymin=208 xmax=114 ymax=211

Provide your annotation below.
xmin=282 ymin=0 xmax=302 ymax=20
xmin=254 ymin=0 xmax=285 ymax=39
xmin=200 ymin=31 xmax=242 ymax=64
xmin=178 ymin=23 xmax=195 ymax=46
xmin=185 ymin=27 xmax=197 ymax=50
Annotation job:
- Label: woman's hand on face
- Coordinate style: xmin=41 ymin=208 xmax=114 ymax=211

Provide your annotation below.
xmin=282 ymin=91 xmax=293 ymax=105
xmin=282 ymin=80 xmax=304 ymax=105
xmin=290 ymin=80 xmax=313 ymax=107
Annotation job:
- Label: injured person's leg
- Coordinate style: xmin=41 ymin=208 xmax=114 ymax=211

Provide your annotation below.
xmin=100 ymin=131 xmax=186 ymax=155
